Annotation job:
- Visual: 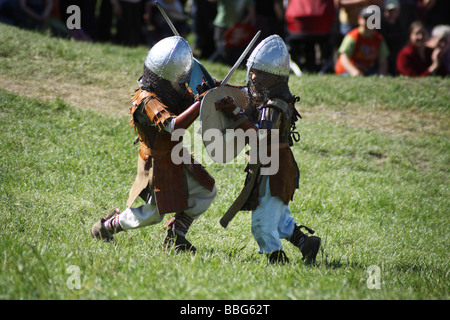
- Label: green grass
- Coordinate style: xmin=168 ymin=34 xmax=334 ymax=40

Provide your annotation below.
xmin=0 ymin=24 xmax=449 ymax=300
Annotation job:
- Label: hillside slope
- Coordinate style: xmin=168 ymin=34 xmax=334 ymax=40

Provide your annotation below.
xmin=0 ymin=23 xmax=449 ymax=300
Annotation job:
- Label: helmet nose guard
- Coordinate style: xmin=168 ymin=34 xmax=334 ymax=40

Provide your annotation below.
xmin=246 ymin=35 xmax=290 ymax=82
xmin=144 ymin=36 xmax=193 ymax=94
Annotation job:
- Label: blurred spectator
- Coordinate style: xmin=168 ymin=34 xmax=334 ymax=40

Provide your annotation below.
xmin=143 ymin=0 xmax=190 ymax=46
xmin=429 ymin=24 xmax=450 ymax=74
xmin=0 ymin=0 xmax=69 ymax=37
xmin=255 ymin=0 xmax=285 ymax=40
xmin=396 ymin=0 xmax=420 ymax=45
xmin=19 ymin=0 xmax=53 ymax=29
xmin=379 ymin=0 xmax=404 ymax=75
xmin=0 ymin=0 xmax=15 ymax=25
xmin=335 ymin=6 xmax=389 ymax=76
xmin=96 ymin=0 xmax=113 ymax=42
xmin=210 ymin=0 xmax=256 ymax=64
xmin=338 ymin=0 xmax=384 ymax=36
xmin=191 ymin=0 xmax=217 ymax=58
xmin=396 ymin=20 xmax=448 ymax=76
xmin=1 ymin=0 xmax=53 ymax=30
xmin=285 ymin=0 xmax=337 ymax=73
xmin=111 ymin=0 xmax=144 ymax=46
xmin=59 ymin=0 xmax=97 ymax=41
xmin=424 ymin=0 xmax=450 ymax=30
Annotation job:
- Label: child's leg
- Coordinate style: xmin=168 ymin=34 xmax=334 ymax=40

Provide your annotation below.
xmin=251 ymin=179 xmax=295 ymax=254
xmin=118 ymin=202 xmax=164 ymax=230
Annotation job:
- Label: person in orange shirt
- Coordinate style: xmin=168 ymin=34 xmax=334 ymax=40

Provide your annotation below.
xmin=335 ymin=6 xmax=389 ymax=76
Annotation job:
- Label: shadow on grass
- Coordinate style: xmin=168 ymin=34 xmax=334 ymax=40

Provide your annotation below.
xmin=317 ymin=243 xmax=366 ymax=270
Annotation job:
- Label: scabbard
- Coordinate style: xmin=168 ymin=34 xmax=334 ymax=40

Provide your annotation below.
xmin=220 ymin=162 xmax=261 ymax=228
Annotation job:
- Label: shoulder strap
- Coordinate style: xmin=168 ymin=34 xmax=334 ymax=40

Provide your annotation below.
xmin=266 ymin=98 xmax=291 ymax=116
xmin=268 ymin=96 xmax=302 ymax=145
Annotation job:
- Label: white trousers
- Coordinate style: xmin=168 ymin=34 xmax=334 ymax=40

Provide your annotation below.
xmin=119 ymin=169 xmax=217 ymax=230
xmin=251 ymin=178 xmax=296 ymax=254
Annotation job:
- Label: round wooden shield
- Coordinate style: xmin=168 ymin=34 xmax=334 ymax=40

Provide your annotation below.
xmin=199 ymin=86 xmax=249 ymax=163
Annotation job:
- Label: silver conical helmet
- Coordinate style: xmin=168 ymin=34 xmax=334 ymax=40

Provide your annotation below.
xmin=246 ymin=35 xmax=290 ymax=81
xmin=144 ymin=36 xmax=193 ymax=94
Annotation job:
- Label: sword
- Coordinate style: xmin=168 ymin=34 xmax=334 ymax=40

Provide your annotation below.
xmin=220 ymin=30 xmax=261 ymax=86
xmin=215 ymin=31 xmax=261 ymax=228
xmin=155 ymin=1 xmax=216 ymax=91
xmin=156 ymin=0 xmax=260 ymax=87
xmin=155 ymin=1 xmax=180 ymax=37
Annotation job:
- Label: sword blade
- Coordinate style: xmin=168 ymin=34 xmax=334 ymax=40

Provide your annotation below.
xmin=155 ymin=1 xmax=180 ymax=37
xmin=220 ymin=30 xmax=261 ymax=86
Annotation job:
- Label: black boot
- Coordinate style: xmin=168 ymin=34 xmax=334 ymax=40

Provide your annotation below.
xmin=290 ymin=224 xmax=321 ymax=265
xmin=267 ymin=250 xmax=290 ymax=265
xmin=163 ymin=216 xmax=197 ymax=254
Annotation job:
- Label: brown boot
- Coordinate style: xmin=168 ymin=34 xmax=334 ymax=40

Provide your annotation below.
xmin=290 ymin=224 xmax=321 ymax=265
xmin=90 ymin=208 xmax=122 ymax=242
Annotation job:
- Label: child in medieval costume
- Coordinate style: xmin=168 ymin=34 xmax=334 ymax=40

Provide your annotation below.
xmin=90 ymin=36 xmax=217 ymax=253
xmin=212 ymin=35 xmax=321 ymax=264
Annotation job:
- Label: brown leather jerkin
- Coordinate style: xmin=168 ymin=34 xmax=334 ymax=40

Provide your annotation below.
xmin=126 ymin=88 xmax=214 ymax=214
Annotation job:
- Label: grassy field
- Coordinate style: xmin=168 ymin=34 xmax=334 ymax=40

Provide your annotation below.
xmin=0 ymin=23 xmax=449 ymax=301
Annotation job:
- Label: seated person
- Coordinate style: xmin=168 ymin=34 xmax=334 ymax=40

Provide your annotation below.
xmin=338 ymin=0 xmax=384 ymax=36
xmin=396 ymin=21 xmax=448 ymax=77
xmin=335 ymin=7 xmax=389 ymax=76
xmin=379 ymin=0 xmax=403 ymax=75
xmin=429 ymin=25 xmax=450 ymax=75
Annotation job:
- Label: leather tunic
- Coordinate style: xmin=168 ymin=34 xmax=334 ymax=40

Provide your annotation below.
xmin=127 ymin=88 xmax=215 ymax=214
xmin=241 ymin=96 xmax=300 ymax=210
